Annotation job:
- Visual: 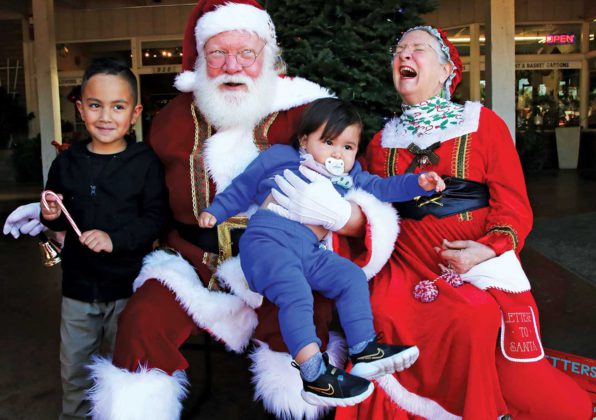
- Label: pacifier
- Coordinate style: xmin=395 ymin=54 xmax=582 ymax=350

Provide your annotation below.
xmin=325 ymin=157 xmax=345 ymax=176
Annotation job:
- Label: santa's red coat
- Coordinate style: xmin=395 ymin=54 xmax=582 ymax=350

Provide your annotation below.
xmin=97 ymin=77 xmax=400 ymax=420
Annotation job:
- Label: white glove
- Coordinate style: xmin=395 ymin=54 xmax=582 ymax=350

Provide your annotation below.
xmin=2 ymin=202 xmax=46 ymax=238
xmin=268 ymin=166 xmax=352 ymax=231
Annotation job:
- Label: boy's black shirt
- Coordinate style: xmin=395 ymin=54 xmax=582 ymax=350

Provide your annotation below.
xmin=42 ymin=139 xmax=169 ymax=302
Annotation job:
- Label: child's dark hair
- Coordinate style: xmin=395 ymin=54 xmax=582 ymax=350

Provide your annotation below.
xmin=81 ymin=58 xmax=138 ymax=104
xmin=294 ymin=98 xmax=363 ymax=153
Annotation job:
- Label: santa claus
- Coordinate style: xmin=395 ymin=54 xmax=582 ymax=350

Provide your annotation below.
xmin=76 ymin=1 xmax=397 ymax=419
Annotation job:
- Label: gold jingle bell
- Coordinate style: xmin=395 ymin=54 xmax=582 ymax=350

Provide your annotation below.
xmin=38 ymin=232 xmax=61 ymax=267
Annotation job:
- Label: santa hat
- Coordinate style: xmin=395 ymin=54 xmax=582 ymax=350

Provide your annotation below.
xmin=398 ymin=26 xmax=462 ymax=100
xmin=175 ymin=0 xmax=278 ymax=92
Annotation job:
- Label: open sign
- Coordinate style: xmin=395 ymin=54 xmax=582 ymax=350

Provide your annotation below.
xmin=545 ymin=34 xmax=575 ymax=45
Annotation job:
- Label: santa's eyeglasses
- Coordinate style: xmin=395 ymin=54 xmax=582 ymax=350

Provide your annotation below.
xmin=204 ymin=45 xmax=266 ymax=69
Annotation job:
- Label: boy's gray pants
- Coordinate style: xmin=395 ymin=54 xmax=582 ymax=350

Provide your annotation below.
xmin=59 ymin=297 xmax=127 ymax=420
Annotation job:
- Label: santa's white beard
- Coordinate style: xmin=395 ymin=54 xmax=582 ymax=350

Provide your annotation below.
xmin=193 ymin=61 xmax=277 ymax=130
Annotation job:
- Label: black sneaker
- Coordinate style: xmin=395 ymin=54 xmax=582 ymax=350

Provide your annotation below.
xmin=350 ymin=341 xmax=419 ymax=379
xmin=296 ymin=353 xmax=374 ymax=407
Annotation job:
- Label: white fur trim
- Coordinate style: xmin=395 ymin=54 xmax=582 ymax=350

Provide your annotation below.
xmin=376 ymin=374 xmax=461 ymax=420
xmin=249 ymin=332 xmax=347 ymax=420
xmin=195 ymin=3 xmax=277 ymax=51
xmin=133 ymin=250 xmax=257 ymax=353
xmin=460 ymin=250 xmax=531 ymax=293
xmin=382 ymin=101 xmax=482 ymax=149
xmin=269 ymin=76 xmax=334 ymax=113
xmin=202 ymin=77 xmax=331 ymax=191
xmin=216 ymin=256 xmax=263 ymax=308
xmin=204 ymin=127 xmax=260 ymax=192
xmin=343 ymin=188 xmax=399 ymax=280
xmin=88 ymin=356 xmax=188 ymax=420
xmin=173 ymin=71 xmax=197 ymax=93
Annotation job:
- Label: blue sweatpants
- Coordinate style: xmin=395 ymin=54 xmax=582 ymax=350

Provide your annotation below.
xmin=239 ymin=210 xmax=375 ymax=358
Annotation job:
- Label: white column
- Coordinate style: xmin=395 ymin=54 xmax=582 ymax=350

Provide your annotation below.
xmin=484 ymin=0 xmax=516 ymax=141
xmin=131 ymin=38 xmax=143 ymax=142
xmin=32 ymin=0 xmax=61 ymax=184
xmin=469 ymin=23 xmax=481 ymax=102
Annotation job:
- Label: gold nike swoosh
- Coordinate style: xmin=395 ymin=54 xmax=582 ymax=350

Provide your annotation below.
xmin=306 ymin=383 xmax=335 ymax=396
xmin=356 ymin=348 xmax=385 ymax=361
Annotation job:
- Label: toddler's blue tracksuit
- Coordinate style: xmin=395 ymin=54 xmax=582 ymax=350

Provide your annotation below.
xmin=205 ymin=144 xmax=430 ymax=357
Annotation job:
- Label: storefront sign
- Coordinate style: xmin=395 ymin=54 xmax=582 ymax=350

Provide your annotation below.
xmin=151 ymin=65 xmax=179 ymax=74
xmin=462 ymin=63 xmax=485 ymax=72
xmin=462 ymin=61 xmax=580 ymax=72
xmin=515 ymin=61 xmax=581 ymax=70
xmin=59 ymin=77 xmax=82 ymax=87
xmin=545 ymin=34 xmax=575 ymax=45
xmin=544 ymin=348 xmax=596 ymax=409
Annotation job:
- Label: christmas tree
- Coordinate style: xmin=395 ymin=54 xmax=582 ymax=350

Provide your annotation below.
xmin=265 ymin=0 xmax=439 ymax=140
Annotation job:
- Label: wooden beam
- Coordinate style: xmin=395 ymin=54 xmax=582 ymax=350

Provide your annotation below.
xmin=469 ymin=23 xmax=481 ymax=102
xmin=484 ymin=0 xmax=516 ymax=141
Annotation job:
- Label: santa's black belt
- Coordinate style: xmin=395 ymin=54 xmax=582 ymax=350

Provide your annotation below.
xmin=174 ymin=219 xmax=247 ymax=256
xmin=393 ymin=177 xmax=490 ymax=220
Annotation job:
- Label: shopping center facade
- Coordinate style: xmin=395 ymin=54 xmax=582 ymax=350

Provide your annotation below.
xmin=0 ymin=0 xmax=594 ymax=177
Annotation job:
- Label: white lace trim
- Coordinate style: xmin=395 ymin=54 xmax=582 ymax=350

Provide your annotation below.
xmin=381 ymin=101 xmax=482 ymax=149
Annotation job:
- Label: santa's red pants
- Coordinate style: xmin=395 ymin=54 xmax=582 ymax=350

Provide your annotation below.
xmin=112 ymin=279 xmax=333 ymax=374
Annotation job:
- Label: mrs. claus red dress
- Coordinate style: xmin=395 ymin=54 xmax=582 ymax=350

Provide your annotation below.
xmin=336 ymin=101 xmax=591 ymax=419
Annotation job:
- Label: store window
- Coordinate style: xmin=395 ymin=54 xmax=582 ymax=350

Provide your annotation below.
xmin=515 ymin=24 xmax=581 ymax=55
xmin=141 ymin=39 xmax=183 ymax=67
xmin=445 ymin=26 xmax=486 ymax=105
xmin=446 ymin=23 xmax=582 ymax=56
xmin=453 ymin=70 xmax=486 ymax=105
xmin=58 ymin=83 xmax=83 ymax=145
xmin=516 ymin=67 xmax=580 ymax=130
xmin=139 ymin=73 xmax=178 ymax=136
xmin=590 ymin=21 xmax=596 ymax=52
xmin=57 ymin=40 xmax=132 ymax=72
xmin=445 ymin=26 xmax=486 ymax=57
xmin=588 ymin=58 xmax=596 ymax=128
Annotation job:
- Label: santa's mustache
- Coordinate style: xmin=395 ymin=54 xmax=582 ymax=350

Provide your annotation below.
xmin=211 ymin=74 xmax=255 ymax=90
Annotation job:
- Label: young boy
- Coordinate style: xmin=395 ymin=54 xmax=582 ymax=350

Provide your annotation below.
xmin=40 ymin=58 xmax=168 ymax=419
xmin=198 ymin=98 xmax=445 ymax=407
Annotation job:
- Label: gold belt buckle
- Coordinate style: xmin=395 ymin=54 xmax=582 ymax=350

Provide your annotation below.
xmin=206 ymin=216 xmax=248 ymax=290
xmin=415 ymin=194 xmax=444 ymax=208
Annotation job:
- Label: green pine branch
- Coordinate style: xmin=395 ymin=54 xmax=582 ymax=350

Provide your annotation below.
xmin=265 ymin=0 xmax=440 ymax=141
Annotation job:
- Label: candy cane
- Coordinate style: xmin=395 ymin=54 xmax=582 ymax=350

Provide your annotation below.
xmin=41 ymin=190 xmax=82 ymax=237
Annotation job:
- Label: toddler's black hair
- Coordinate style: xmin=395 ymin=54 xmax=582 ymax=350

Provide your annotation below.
xmin=293 ymin=98 xmax=364 ymax=154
